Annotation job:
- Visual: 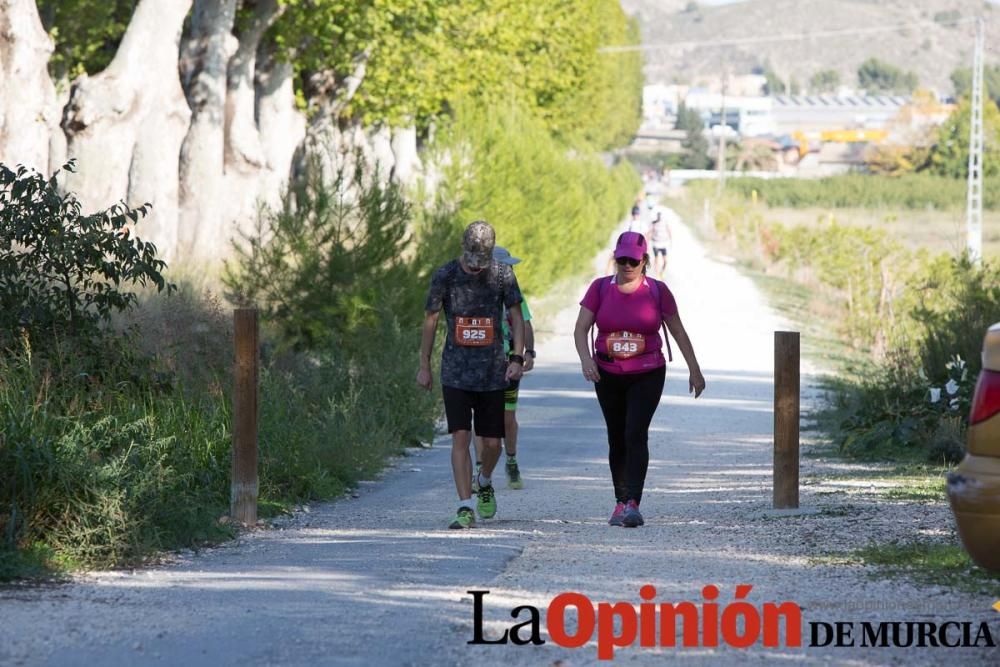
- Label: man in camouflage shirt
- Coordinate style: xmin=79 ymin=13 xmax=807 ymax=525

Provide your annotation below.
xmin=417 ymin=221 xmax=525 ymax=529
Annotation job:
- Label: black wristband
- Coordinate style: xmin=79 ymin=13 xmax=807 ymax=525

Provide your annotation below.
xmin=525 ymin=349 xmax=536 ymax=359
xmin=508 ymin=354 xmax=524 ymax=365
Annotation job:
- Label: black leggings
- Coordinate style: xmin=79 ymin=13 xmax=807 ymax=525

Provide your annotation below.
xmin=594 ymin=365 xmax=666 ymax=504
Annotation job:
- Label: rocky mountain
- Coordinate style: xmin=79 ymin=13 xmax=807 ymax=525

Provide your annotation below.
xmin=619 ymin=0 xmax=999 ymax=94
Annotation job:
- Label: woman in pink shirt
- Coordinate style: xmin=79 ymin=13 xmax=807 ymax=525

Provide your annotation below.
xmin=573 ymin=232 xmax=706 ymax=528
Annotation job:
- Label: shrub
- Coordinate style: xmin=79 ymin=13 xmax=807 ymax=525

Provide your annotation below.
xmin=0 ymin=162 xmax=173 ymax=347
xmin=697 ymin=183 xmax=1000 ymax=462
xmin=223 ymin=150 xmax=439 ymax=495
xmin=0 ymin=337 xmax=232 ymax=569
xmin=224 ymin=155 xmax=417 ymax=348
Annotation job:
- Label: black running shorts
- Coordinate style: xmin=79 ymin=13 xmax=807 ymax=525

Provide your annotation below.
xmin=442 ymin=386 xmax=505 ymax=438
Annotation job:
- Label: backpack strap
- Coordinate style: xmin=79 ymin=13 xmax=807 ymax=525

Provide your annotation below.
xmin=588 ymin=276 xmax=616 ymax=357
xmin=648 ymin=278 xmax=674 ymax=363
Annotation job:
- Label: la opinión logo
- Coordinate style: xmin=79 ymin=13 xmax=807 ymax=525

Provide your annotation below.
xmin=467 ymin=587 xmax=998 ymax=660
xmin=468 ymin=585 xmax=801 ymax=660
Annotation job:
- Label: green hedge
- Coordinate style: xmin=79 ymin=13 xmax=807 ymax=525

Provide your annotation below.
xmin=690 ymin=173 xmax=1000 ymax=210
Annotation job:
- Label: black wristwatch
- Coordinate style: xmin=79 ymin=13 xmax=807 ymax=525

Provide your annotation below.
xmin=508 ymin=354 xmax=525 ymax=365
xmin=525 ymin=349 xmax=536 ymax=359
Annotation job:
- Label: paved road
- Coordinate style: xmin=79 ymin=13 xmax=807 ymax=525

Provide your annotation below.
xmin=2 ymin=210 xmax=996 ymax=666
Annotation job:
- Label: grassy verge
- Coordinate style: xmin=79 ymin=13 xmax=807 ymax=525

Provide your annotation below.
xmin=804 ymin=464 xmax=949 ymax=502
xmin=848 ymin=541 xmax=1000 ymax=596
xmin=0 ymin=285 xmax=438 ymax=582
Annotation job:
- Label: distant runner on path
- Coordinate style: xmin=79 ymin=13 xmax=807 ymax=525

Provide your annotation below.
xmin=647 ymin=209 xmax=672 ymax=278
xmin=417 ymin=221 xmax=526 ymax=529
xmin=574 ymin=231 xmax=705 ymax=528
xmin=473 ymin=246 xmax=535 ymax=491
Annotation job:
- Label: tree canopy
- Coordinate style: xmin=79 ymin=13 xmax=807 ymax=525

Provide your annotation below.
xmin=37 ymin=0 xmax=139 ymax=80
xmin=927 ymin=98 xmax=1000 ymax=179
xmin=951 ymin=65 xmax=1000 ymax=107
xmin=39 ymin=0 xmax=642 ymax=150
xmin=273 ymin=0 xmax=640 ymax=147
xmin=809 ymin=69 xmax=840 ymax=94
xmin=857 ymin=57 xmax=918 ymax=94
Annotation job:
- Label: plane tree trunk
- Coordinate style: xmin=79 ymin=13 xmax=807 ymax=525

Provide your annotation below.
xmin=61 ymin=0 xmax=193 ymax=261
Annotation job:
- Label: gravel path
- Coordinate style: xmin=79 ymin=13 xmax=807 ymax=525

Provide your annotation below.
xmin=1 ymin=206 xmax=996 ymax=666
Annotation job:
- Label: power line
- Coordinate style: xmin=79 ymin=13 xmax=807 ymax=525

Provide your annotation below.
xmin=598 ymin=17 xmax=981 ymax=54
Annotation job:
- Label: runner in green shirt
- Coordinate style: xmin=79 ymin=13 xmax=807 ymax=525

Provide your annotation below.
xmin=474 ymin=247 xmax=534 ymax=490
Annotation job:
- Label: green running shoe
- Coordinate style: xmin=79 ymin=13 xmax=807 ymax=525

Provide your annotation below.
xmin=505 ymin=456 xmax=524 ymax=490
xmin=449 ymin=506 xmax=475 ymax=529
xmin=477 ymin=483 xmax=497 ymax=519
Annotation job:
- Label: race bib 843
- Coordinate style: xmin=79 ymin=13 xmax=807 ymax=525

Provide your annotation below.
xmin=606 ymin=331 xmax=646 ymax=359
xmin=455 ymin=317 xmax=495 ymax=347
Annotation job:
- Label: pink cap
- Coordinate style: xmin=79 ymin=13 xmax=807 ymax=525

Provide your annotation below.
xmin=614 ymin=231 xmax=647 ymax=260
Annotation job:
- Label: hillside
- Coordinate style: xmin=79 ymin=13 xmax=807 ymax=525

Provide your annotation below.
xmin=619 ymin=0 xmax=999 ymax=94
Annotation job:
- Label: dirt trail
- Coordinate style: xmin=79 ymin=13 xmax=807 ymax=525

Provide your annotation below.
xmin=1 ymin=202 xmax=995 ymax=666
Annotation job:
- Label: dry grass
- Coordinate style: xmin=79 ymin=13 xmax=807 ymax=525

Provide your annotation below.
xmin=765 ymin=206 xmax=1000 ymax=260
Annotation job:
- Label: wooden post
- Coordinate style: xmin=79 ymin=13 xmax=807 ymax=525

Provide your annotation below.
xmin=774 ymin=331 xmax=800 ymax=509
xmin=232 ymin=308 xmax=259 ymax=525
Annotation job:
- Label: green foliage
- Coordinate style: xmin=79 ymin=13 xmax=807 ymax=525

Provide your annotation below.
xmin=693 ymin=173 xmax=1000 ymax=210
xmin=891 ymin=255 xmax=1000 ymax=384
xmin=710 ymin=202 xmax=907 ymax=349
xmin=562 ymin=9 xmax=644 ymax=149
xmin=224 ymin=151 xmax=439 ymax=481
xmin=41 ymin=1 xmax=641 ymax=150
xmin=258 ymin=329 xmax=437 ymax=501
xmin=0 ymin=281 xmax=437 ymax=576
xmin=809 ymin=69 xmax=840 ymax=93
xmin=676 ymin=102 xmax=711 ymax=169
xmin=429 ymin=102 xmax=641 ymax=295
xmin=852 ymin=539 xmax=1000 ymax=594
xmin=699 ymin=183 xmax=1000 ymax=463
xmin=275 ymin=0 xmax=641 ymax=148
xmin=760 ymin=61 xmax=786 ymax=96
xmin=37 ymin=0 xmax=137 ymax=80
xmin=833 ymin=352 xmax=975 ymax=462
xmin=933 ymin=10 xmax=962 ymax=25
xmin=857 ymin=57 xmax=918 ymax=94
xmin=927 ymin=98 xmax=1000 ymax=179
xmin=2 ymin=164 xmax=441 ymax=576
xmin=0 ymin=328 xmax=233 ymax=571
xmin=950 ymin=65 xmax=1000 ymax=107
xmin=0 ymin=162 xmax=173 ymax=345
xmin=224 ymin=156 xmax=415 ymax=348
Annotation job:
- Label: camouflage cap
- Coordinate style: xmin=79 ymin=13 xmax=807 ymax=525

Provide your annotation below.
xmin=462 ymin=220 xmax=495 ymax=269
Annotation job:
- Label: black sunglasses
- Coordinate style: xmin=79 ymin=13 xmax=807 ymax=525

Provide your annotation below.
xmin=616 ymin=257 xmax=641 ymax=268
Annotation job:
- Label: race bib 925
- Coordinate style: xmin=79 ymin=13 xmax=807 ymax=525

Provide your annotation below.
xmin=455 ymin=317 xmax=495 ymax=347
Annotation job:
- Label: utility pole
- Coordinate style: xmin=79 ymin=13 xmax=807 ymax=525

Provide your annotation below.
xmin=717 ymin=65 xmax=728 ymax=195
xmin=967 ymin=17 xmax=985 ymax=264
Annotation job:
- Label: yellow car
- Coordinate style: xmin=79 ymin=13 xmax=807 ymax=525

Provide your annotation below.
xmin=947 ymin=322 xmax=1000 ymax=571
